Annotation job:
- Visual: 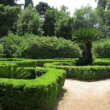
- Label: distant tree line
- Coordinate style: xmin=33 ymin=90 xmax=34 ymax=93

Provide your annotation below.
xmin=0 ymin=0 xmax=109 ymax=39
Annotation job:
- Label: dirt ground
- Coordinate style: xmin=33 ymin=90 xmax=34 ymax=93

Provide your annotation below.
xmin=52 ymin=79 xmax=110 ymax=110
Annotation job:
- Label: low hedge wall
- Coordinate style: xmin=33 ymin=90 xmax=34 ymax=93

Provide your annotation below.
xmin=93 ymin=58 xmax=110 ymax=66
xmin=0 ymin=68 xmax=66 ymax=110
xmin=44 ymin=62 xmax=110 ymax=80
xmin=0 ymin=58 xmax=76 ymax=67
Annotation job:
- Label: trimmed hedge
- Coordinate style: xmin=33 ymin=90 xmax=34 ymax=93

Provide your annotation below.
xmin=0 ymin=58 xmax=76 ymax=67
xmin=93 ymin=58 xmax=110 ymax=66
xmin=0 ymin=68 xmax=66 ymax=110
xmin=44 ymin=62 xmax=110 ymax=80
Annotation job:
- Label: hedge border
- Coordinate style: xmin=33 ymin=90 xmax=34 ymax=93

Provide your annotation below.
xmin=0 ymin=68 xmax=66 ymax=110
xmin=44 ymin=62 xmax=110 ymax=80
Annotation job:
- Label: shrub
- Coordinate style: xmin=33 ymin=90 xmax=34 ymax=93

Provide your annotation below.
xmin=1 ymin=34 xmax=81 ymax=58
xmin=44 ymin=62 xmax=110 ymax=79
xmin=0 ymin=68 xmax=66 ymax=110
xmin=1 ymin=33 xmax=26 ymax=58
xmin=22 ymin=35 xmax=81 ymax=58
xmin=93 ymin=39 xmax=110 ymax=58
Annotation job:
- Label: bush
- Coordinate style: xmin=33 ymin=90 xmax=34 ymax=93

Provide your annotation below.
xmin=1 ymin=33 xmax=81 ymax=58
xmin=1 ymin=33 xmax=25 ymax=58
xmin=0 ymin=68 xmax=66 ymax=110
xmin=22 ymin=35 xmax=81 ymax=58
xmin=44 ymin=62 xmax=110 ymax=79
xmin=93 ymin=39 xmax=110 ymax=58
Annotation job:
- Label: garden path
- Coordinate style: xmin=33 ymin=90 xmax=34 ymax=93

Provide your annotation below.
xmin=52 ymin=79 xmax=110 ymax=110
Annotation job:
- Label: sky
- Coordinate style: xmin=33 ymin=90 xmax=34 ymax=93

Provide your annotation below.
xmin=17 ymin=0 xmax=97 ymax=15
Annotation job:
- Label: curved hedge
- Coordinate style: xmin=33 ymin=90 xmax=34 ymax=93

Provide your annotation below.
xmin=44 ymin=62 xmax=110 ymax=80
xmin=0 ymin=68 xmax=66 ymax=110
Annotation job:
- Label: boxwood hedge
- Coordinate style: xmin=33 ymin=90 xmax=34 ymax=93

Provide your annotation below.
xmin=44 ymin=62 xmax=110 ymax=80
xmin=0 ymin=68 xmax=66 ymax=110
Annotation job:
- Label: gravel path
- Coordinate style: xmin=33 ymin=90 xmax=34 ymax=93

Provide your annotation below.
xmin=52 ymin=79 xmax=110 ymax=110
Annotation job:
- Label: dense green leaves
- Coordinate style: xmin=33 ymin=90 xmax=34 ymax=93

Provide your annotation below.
xmin=1 ymin=33 xmax=81 ymax=58
xmin=0 ymin=4 xmax=21 ymax=37
xmin=24 ymin=0 xmax=33 ymax=8
xmin=73 ymin=27 xmax=104 ymax=43
xmin=73 ymin=6 xmax=97 ymax=29
xmin=16 ymin=5 xmax=43 ymax=36
xmin=36 ymin=2 xmax=51 ymax=17
xmin=0 ymin=65 xmax=31 ymax=79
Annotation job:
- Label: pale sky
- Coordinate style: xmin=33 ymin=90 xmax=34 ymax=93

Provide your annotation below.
xmin=18 ymin=0 xmax=97 ymax=15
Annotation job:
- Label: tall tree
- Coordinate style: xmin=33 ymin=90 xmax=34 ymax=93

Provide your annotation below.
xmin=73 ymin=6 xmax=97 ymax=30
xmin=43 ymin=8 xmax=58 ymax=36
xmin=16 ymin=5 xmax=43 ymax=36
xmin=95 ymin=0 xmax=110 ymax=37
xmin=36 ymin=2 xmax=51 ymax=17
xmin=55 ymin=6 xmax=73 ymax=39
xmin=24 ymin=0 xmax=33 ymax=8
xmin=0 ymin=0 xmax=18 ymax=6
xmin=0 ymin=4 xmax=21 ymax=37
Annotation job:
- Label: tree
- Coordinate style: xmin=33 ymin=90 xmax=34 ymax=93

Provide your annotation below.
xmin=95 ymin=0 xmax=110 ymax=37
xmin=55 ymin=6 xmax=73 ymax=39
xmin=43 ymin=8 xmax=58 ymax=36
xmin=73 ymin=6 xmax=97 ymax=29
xmin=0 ymin=0 xmax=17 ymax=6
xmin=43 ymin=6 xmax=74 ymax=39
xmin=36 ymin=2 xmax=51 ymax=17
xmin=73 ymin=27 xmax=103 ymax=65
xmin=16 ymin=5 xmax=43 ymax=36
xmin=24 ymin=0 xmax=33 ymax=8
xmin=0 ymin=4 xmax=21 ymax=37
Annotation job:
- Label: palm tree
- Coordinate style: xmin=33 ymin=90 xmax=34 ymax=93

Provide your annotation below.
xmin=73 ymin=27 xmax=103 ymax=65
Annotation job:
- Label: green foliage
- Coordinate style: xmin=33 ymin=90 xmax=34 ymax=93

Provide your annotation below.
xmin=0 ymin=44 xmax=3 ymax=57
xmin=1 ymin=33 xmax=24 ymax=58
xmin=73 ymin=27 xmax=104 ymax=43
xmin=0 ymin=68 xmax=66 ymax=110
xmin=93 ymin=39 xmax=110 ymax=58
xmin=44 ymin=62 xmax=110 ymax=80
xmin=73 ymin=6 xmax=97 ymax=29
xmin=73 ymin=27 xmax=103 ymax=65
xmin=0 ymin=65 xmax=31 ymax=79
xmin=21 ymin=34 xmax=81 ymax=58
xmin=95 ymin=0 xmax=110 ymax=37
xmin=36 ymin=2 xmax=51 ymax=17
xmin=0 ymin=0 xmax=17 ymax=6
xmin=43 ymin=6 xmax=73 ymax=39
xmin=16 ymin=5 xmax=43 ymax=36
xmin=1 ymin=33 xmax=81 ymax=58
xmin=24 ymin=0 xmax=33 ymax=8
xmin=0 ymin=4 xmax=21 ymax=37
xmin=55 ymin=6 xmax=73 ymax=39
xmin=43 ymin=8 xmax=57 ymax=36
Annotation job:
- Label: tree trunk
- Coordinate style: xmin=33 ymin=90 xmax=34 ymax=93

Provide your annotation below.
xmin=82 ymin=41 xmax=93 ymax=65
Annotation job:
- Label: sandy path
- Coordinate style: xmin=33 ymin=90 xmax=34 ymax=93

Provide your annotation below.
xmin=52 ymin=79 xmax=110 ymax=110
